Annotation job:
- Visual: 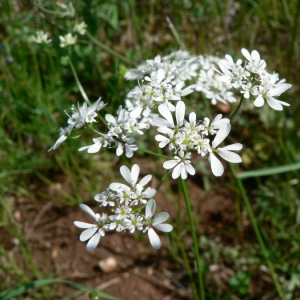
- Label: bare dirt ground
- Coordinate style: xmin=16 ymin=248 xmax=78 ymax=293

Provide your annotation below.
xmin=3 ymin=157 xmax=242 ymax=300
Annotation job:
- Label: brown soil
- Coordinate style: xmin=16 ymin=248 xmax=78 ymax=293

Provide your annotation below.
xmin=2 ymin=161 xmax=240 ymax=300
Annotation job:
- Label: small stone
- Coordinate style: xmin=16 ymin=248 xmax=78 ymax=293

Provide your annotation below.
xmin=98 ymin=257 xmax=118 ymax=273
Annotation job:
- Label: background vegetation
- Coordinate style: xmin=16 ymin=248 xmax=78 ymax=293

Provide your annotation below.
xmin=0 ymin=0 xmax=299 ymax=299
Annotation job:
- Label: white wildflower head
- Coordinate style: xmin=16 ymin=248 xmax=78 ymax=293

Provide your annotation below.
xmin=74 ymin=164 xmax=172 ymax=250
xmin=59 ymin=33 xmax=77 ymax=48
xmin=31 ymin=31 xmax=52 ymax=44
xmin=143 ymin=199 xmax=173 ymax=249
xmin=74 ymin=204 xmax=110 ymax=251
xmin=74 ymin=22 xmax=87 ymax=35
xmin=49 ymin=98 xmax=106 ymax=151
xmin=153 ymin=101 xmax=242 ymax=178
xmin=218 ymin=48 xmax=292 ymax=110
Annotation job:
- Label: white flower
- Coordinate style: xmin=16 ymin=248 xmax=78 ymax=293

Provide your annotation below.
xmin=78 ymin=137 xmax=104 ymax=153
xmin=59 ymin=33 xmax=77 ymax=47
xmin=209 ymin=124 xmax=243 ymax=176
xmin=31 ymin=31 xmax=52 ymax=44
xmin=74 ymin=22 xmax=87 ymax=35
xmin=116 ymin=164 xmax=152 ymax=189
xmin=48 ymin=125 xmax=73 ymax=151
xmin=154 ymin=101 xmax=185 ymax=129
xmin=163 ymin=152 xmax=195 ymax=179
xmin=115 ymin=136 xmax=138 ymax=158
xmin=254 ymin=81 xmax=291 ymax=111
xmin=241 ymin=48 xmax=266 ymax=73
xmin=144 ymin=200 xmax=173 ymax=249
xmin=74 ymin=204 xmax=110 ymax=251
xmin=203 ymin=114 xmax=230 ymax=135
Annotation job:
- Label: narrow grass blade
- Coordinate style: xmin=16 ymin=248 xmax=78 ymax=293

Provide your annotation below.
xmin=237 ymin=162 xmax=300 ymax=180
xmin=0 ymin=279 xmax=119 ymax=300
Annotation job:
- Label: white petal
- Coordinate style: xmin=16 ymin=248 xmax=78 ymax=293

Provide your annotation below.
xmin=154 ymin=223 xmax=173 ymax=232
xmin=131 ymin=164 xmax=140 ymax=185
xmin=175 ymin=81 xmax=184 ymax=91
xmin=153 ymin=212 xmax=169 ymax=225
xmin=172 ymin=163 xmax=183 ymax=179
xmin=278 ymin=100 xmax=290 ymax=107
xmin=163 ymin=160 xmax=179 ymax=170
xmin=116 ymin=143 xmax=123 ymax=156
xmin=130 ymin=107 xmax=143 ymax=119
xmin=267 ymin=97 xmax=283 ymax=111
xmin=148 ymin=228 xmax=161 ymax=249
xmin=120 ymin=165 xmax=131 ymax=185
xmin=156 ymin=69 xmax=166 ymax=83
xmin=175 ymin=101 xmax=185 ymax=127
xmin=217 ymin=149 xmax=242 ymax=163
xmin=185 ymin=163 xmax=196 ymax=176
xmin=79 ymin=227 xmax=98 ymax=241
xmin=74 ymin=221 xmax=95 ymax=229
xmin=79 ymin=204 xmax=96 ymax=218
xmin=181 ymin=86 xmax=194 ymax=96
xmin=251 ymin=50 xmax=260 ymax=61
xmin=189 ymin=112 xmax=196 ymax=123
xmin=210 ymin=153 xmax=224 ymax=177
xmin=145 ymin=199 xmax=156 ymax=218
xmin=78 ymin=145 xmax=91 ymax=152
xmin=105 ymin=114 xmax=116 ymax=124
xmin=254 ymin=95 xmax=265 ymax=107
xmin=220 ymin=143 xmax=243 ymax=151
xmin=86 ymin=231 xmax=101 ymax=251
xmin=212 ymin=124 xmax=231 ymax=148
xmin=139 ymin=174 xmax=152 ymax=187
xmin=143 ymin=187 xmax=156 ymax=198
xmin=109 ymin=182 xmax=129 ymax=191
xmin=241 ymin=48 xmax=251 ymax=61
xmin=269 ymin=84 xmax=291 ymax=96
xmin=87 ymin=143 xmax=101 ymax=153
xmin=158 ymin=105 xmax=174 ymax=127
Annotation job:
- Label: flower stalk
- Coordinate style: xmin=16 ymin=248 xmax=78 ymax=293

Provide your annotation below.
xmin=180 ymin=178 xmax=205 ymax=300
xmin=229 ymin=163 xmax=284 ymax=300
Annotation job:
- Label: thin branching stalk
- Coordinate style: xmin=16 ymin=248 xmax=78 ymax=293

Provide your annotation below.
xmin=230 ymin=95 xmax=244 ymax=120
xmin=68 ymin=53 xmax=90 ymax=103
xmin=86 ymin=31 xmax=133 ymax=65
xmin=179 ymin=178 xmax=205 ymax=300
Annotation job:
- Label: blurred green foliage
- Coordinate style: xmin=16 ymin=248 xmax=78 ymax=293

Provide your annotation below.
xmin=0 ymin=0 xmax=300 ymax=299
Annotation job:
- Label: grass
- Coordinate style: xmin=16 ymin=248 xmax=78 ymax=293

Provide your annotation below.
xmin=0 ymin=0 xmax=300 ymax=299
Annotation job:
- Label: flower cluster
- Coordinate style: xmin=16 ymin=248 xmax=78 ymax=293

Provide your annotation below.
xmin=154 ymin=101 xmax=243 ymax=177
xmin=196 ymin=55 xmax=236 ymax=105
xmin=218 ymin=48 xmax=292 ymax=110
xmin=49 ymin=98 xmax=106 ymax=151
xmin=31 ymin=31 xmax=52 ymax=44
xmin=48 ymin=48 xmax=292 ymax=253
xmin=74 ymin=164 xmax=173 ymax=250
xmin=125 ymin=53 xmax=197 ymax=119
xmin=78 ymin=106 xmax=146 ymax=158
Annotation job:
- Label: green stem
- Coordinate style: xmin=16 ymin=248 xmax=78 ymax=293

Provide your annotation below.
xmin=229 ymin=164 xmax=284 ymax=300
xmin=165 ymin=16 xmax=186 ymax=49
xmin=68 ymin=54 xmax=90 ymax=103
xmin=230 ymin=95 xmax=244 ymax=120
xmin=138 ymin=147 xmax=171 ymax=159
xmin=176 ymin=233 xmax=199 ymax=298
xmin=179 ymin=178 xmax=205 ymax=300
xmin=86 ymin=31 xmax=133 ymax=65
xmin=156 ymin=169 xmax=169 ymax=191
